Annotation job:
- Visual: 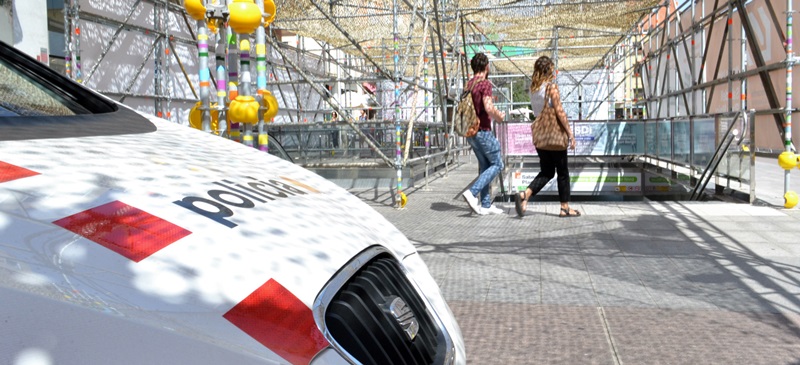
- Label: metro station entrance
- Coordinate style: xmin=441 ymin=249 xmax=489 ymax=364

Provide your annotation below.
xmin=497 ymin=112 xmax=753 ymax=202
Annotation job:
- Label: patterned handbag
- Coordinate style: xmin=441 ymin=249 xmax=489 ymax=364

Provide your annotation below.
xmin=530 ymin=84 xmax=568 ymax=150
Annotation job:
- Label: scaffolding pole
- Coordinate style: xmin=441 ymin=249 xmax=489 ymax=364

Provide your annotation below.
xmin=785 ymin=0 xmax=794 ymax=193
xmin=264 ymin=34 xmax=394 ymax=166
xmin=393 ymin=0 xmax=403 ymax=207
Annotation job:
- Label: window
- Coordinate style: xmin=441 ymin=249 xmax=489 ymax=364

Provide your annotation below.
xmin=0 ymin=57 xmax=88 ymax=116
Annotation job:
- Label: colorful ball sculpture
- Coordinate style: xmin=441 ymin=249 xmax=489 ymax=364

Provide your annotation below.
xmin=263 ymin=0 xmax=277 ymax=27
xmin=183 ymin=0 xmax=206 ymax=21
xmin=229 ymin=95 xmax=260 ymax=124
xmin=207 ymin=19 xmax=219 ymax=34
xmin=228 ymin=0 xmax=262 ymax=34
xmin=778 ymin=151 xmax=798 ymax=170
xmin=188 ymin=102 xmax=220 ymax=133
xmin=785 ymin=191 xmax=799 ymax=209
xmin=262 ymin=90 xmax=279 ymax=121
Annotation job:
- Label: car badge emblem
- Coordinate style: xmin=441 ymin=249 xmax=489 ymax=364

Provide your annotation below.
xmin=387 ymin=297 xmax=419 ymax=341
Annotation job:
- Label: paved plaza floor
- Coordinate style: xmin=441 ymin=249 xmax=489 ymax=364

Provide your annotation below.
xmin=353 ymin=158 xmax=800 ymax=364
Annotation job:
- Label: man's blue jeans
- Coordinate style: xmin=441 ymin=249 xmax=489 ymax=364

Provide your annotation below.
xmin=467 ymin=130 xmax=504 ymax=208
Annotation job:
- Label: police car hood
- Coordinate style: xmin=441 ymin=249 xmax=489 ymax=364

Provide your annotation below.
xmin=0 ymin=116 xmax=420 ymax=360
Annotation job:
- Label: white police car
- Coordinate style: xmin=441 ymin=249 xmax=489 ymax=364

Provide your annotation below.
xmin=0 ymin=40 xmax=464 ymax=365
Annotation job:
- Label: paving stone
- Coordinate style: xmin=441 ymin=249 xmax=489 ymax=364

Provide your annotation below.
xmin=486 ymin=280 xmax=541 ymax=304
xmin=450 ymin=302 xmax=616 ymax=365
xmin=348 ymin=160 xmax=800 ymax=364
xmin=541 ymin=282 xmax=598 ymax=306
xmin=605 ymin=308 xmax=800 ymax=365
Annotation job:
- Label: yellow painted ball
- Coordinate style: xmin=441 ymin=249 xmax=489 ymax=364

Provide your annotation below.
xmin=228 ymin=0 xmax=262 ymax=34
xmin=229 ymin=96 xmax=260 ymax=124
xmin=785 ymin=191 xmax=799 ymax=209
xmin=189 ymin=102 xmax=220 ymax=133
xmin=263 ymin=0 xmax=277 ymax=27
xmin=262 ymin=90 xmax=279 ymax=121
xmin=207 ymin=19 xmax=219 ymax=34
xmin=778 ymin=151 xmax=798 ymax=170
xmin=183 ymin=0 xmax=206 ymax=21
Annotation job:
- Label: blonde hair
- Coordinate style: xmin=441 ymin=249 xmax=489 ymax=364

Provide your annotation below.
xmin=529 ymin=56 xmax=555 ymax=93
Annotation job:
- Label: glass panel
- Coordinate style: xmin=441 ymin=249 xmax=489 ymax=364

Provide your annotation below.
xmin=714 ymin=115 xmax=749 ymax=184
xmin=645 ymin=121 xmax=657 ymax=156
xmin=657 ymin=120 xmax=672 ymax=160
xmin=569 ymin=121 xmax=644 ymax=156
xmin=672 ymin=119 xmax=691 ymax=165
xmin=691 ymin=118 xmax=716 ymax=170
xmin=718 ymin=149 xmax=750 ymax=184
xmin=605 ymin=121 xmax=644 ymax=155
xmin=266 ymin=122 xmax=449 ymax=164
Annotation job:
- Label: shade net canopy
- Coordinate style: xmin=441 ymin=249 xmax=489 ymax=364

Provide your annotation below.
xmin=272 ymin=0 xmax=661 ymax=74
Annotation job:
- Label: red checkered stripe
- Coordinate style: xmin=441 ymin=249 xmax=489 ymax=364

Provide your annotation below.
xmin=1 ymin=160 xmax=328 ymax=365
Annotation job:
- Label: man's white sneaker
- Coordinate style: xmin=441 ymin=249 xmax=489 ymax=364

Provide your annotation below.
xmin=481 ymin=205 xmax=504 ymax=215
xmin=461 ymin=191 xmax=481 ymax=214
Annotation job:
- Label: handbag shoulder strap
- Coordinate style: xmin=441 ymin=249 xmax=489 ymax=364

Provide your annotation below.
xmin=544 ymin=82 xmax=552 ymax=109
xmin=532 ymin=82 xmax=551 ymax=117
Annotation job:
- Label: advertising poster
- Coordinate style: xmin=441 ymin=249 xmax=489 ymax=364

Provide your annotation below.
xmin=642 ymin=171 xmax=691 ymax=193
xmin=501 ymin=123 xmax=537 ymax=155
xmin=499 ymin=122 xmax=644 ymax=156
xmin=572 ymin=122 xmax=644 ymax=155
xmin=508 ymin=169 xmax=642 ymax=193
xmin=508 ymin=170 xmax=691 ymax=194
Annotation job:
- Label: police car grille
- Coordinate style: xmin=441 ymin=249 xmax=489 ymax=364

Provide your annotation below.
xmin=325 ymin=254 xmax=441 ymax=365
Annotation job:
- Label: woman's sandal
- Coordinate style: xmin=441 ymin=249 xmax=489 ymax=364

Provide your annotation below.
xmin=514 ymin=191 xmax=526 ymax=217
xmin=559 ymin=207 xmax=581 ymax=218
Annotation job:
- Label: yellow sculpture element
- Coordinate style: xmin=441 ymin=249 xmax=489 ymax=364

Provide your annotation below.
xmin=207 ymin=19 xmax=219 ymax=34
xmin=778 ymin=151 xmax=798 ymax=170
xmin=785 ymin=191 xmax=799 ymax=209
xmin=229 ymin=96 xmax=260 ymax=124
xmin=228 ymin=0 xmax=262 ymax=34
xmin=261 ymin=90 xmax=279 ymax=121
xmin=263 ymin=0 xmax=277 ymax=27
xmin=399 ymin=192 xmax=408 ymax=208
xmin=189 ymin=102 xmax=221 ymax=133
xmin=183 ymin=0 xmax=206 ymax=21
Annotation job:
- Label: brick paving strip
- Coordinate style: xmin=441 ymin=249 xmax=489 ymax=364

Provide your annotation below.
xmin=353 ymin=160 xmax=800 ymax=364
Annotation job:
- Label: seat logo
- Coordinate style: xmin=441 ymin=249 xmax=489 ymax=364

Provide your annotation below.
xmin=387 ymin=297 xmax=419 ymax=341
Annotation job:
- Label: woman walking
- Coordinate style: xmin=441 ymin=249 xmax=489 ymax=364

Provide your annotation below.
xmin=461 ymin=53 xmax=506 ymax=215
xmin=515 ymin=56 xmax=581 ymax=218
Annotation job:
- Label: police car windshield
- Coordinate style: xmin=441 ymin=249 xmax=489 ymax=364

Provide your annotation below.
xmin=0 ymin=57 xmax=91 ymax=117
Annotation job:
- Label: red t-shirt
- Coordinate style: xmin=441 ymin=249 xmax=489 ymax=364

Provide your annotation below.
xmin=466 ymin=77 xmax=493 ymax=131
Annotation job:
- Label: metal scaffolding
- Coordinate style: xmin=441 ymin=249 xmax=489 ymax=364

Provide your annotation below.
xmin=57 ymin=0 xmax=797 ymax=201
xmin=60 ymin=0 xmax=661 ymax=122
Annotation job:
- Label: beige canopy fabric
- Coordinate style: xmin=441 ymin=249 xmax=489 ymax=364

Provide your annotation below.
xmin=273 ymin=0 xmax=661 ymax=74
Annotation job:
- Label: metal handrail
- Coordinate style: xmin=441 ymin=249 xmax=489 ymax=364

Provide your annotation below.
xmin=406 ymin=146 xmax=470 ymax=164
xmin=266 ymin=122 xmax=466 ymax=168
xmin=689 ymin=111 xmax=747 ymax=200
